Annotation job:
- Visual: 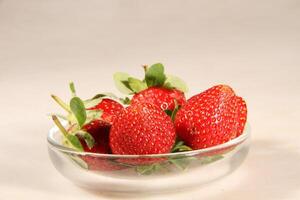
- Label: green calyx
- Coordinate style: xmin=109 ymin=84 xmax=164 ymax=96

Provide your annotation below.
xmin=69 ymin=82 xmax=76 ymax=97
xmin=164 ymin=100 xmax=181 ymax=121
xmin=128 ymin=77 xmax=148 ymax=93
xmin=120 ymin=97 xmax=131 ymax=105
xmin=51 ymin=82 xmax=110 ymax=151
xmin=70 ymin=96 xmax=87 ymax=127
xmin=75 ymin=130 xmax=95 ymax=150
xmin=136 ymin=164 xmax=163 ymax=175
xmin=52 ymin=115 xmax=84 ymax=151
xmin=113 ymin=63 xmax=188 ymax=95
xmin=144 ymin=63 xmax=166 ymax=87
xmin=171 ymin=140 xmax=193 ymax=152
xmin=51 ymin=82 xmax=106 ymax=127
xmin=51 ymin=95 xmax=71 ymax=114
xmin=164 ymin=74 xmax=188 ymax=93
xmin=68 ymin=82 xmax=88 ymax=127
xmin=169 ymin=157 xmax=195 ymax=170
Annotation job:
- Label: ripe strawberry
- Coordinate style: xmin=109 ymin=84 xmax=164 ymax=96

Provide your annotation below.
xmin=87 ymin=99 xmax=123 ymax=123
xmin=109 ymin=103 xmax=176 ymax=155
xmin=79 ymin=120 xmax=111 ymax=153
xmin=81 ymin=156 xmax=122 ymax=171
xmin=174 ymin=85 xmax=247 ymax=150
xmin=79 ymin=120 xmax=125 ymax=171
xmin=228 ymin=96 xmax=247 ymax=137
xmin=131 ymin=87 xmax=186 ymax=111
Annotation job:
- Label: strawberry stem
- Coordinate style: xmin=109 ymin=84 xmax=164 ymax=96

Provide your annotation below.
xmin=142 ymin=65 xmax=148 ymax=73
xmin=52 ymin=115 xmax=68 ymax=137
xmin=51 ymin=95 xmax=71 ymax=113
xmin=171 ymin=99 xmax=179 ymax=121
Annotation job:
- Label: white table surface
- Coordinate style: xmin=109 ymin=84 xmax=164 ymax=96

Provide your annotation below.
xmin=1 ymin=0 xmax=300 ymax=199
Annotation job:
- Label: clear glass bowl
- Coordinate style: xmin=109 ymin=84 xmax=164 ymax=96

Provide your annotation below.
xmin=47 ymin=124 xmax=250 ymax=193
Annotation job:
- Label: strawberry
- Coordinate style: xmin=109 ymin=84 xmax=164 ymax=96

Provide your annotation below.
xmin=174 ymin=85 xmax=247 ymax=150
xmin=78 ymin=120 xmax=122 ymax=171
xmin=81 ymin=156 xmax=122 ymax=171
xmin=232 ymin=96 xmax=247 ymax=137
xmin=87 ymin=98 xmax=124 ymax=124
xmin=79 ymin=99 xmax=124 ymax=169
xmin=80 ymin=120 xmax=129 ymax=171
xmin=131 ymin=87 xmax=186 ymax=111
xmin=109 ymin=103 xmax=176 ymax=155
xmin=79 ymin=120 xmax=111 ymax=153
xmin=51 ymin=83 xmax=125 ymax=170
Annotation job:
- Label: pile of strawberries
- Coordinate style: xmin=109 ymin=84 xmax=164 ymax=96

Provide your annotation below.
xmin=51 ymin=63 xmax=247 ymax=170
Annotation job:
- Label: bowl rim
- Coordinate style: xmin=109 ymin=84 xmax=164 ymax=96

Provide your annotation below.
xmin=47 ymin=123 xmax=250 ymax=158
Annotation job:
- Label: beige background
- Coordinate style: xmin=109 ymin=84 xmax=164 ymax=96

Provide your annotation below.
xmin=1 ymin=0 xmax=300 ymax=199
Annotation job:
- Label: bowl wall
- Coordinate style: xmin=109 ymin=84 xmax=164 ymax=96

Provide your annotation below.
xmin=48 ymin=125 xmax=250 ymax=193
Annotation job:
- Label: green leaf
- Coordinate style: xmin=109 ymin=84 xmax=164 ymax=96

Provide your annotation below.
xmin=86 ymin=92 xmax=123 ymax=108
xmin=164 ymin=109 xmax=173 ymax=117
xmin=52 ymin=115 xmax=69 ymax=136
xmin=198 ymin=155 xmax=224 ymax=165
xmin=75 ymin=130 xmax=95 ymax=149
xmin=164 ymin=75 xmax=189 ymax=93
xmin=145 ymin=63 xmax=167 ymax=87
xmin=84 ymin=97 xmax=103 ymax=108
xmin=69 ymin=155 xmax=88 ymax=169
xmin=172 ymin=140 xmax=184 ymax=151
xmin=52 ymin=115 xmax=83 ymax=151
xmin=66 ymin=134 xmax=84 ymax=151
xmin=92 ymin=94 xmax=106 ymax=99
xmin=176 ymin=145 xmax=193 ymax=152
xmin=171 ymin=100 xmax=180 ymax=121
xmin=136 ymin=164 xmax=162 ymax=175
xmin=69 ymin=82 xmax=77 ymax=97
xmin=51 ymin=95 xmax=71 ymax=113
xmin=169 ymin=157 xmax=193 ymax=170
xmin=121 ymin=80 xmax=131 ymax=90
xmin=120 ymin=97 xmax=131 ymax=105
xmin=92 ymin=92 xmax=119 ymax=100
xmin=164 ymin=100 xmax=181 ymax=121
xmin=172 ymin=139 xmax=192 ymax=152
xmin=128 ymin=77 xmax=147 ymax=93
xmin=113 ymin=72 xmax=134 ymax=94
xmin=70 ymin=97 xmax=87 ymax=127
xmin=66 ymin=113 xmax=78 ymax=125
xmin=163 ymin=82 xmax=173 ymax=90
xmin=85 ymin=110 xmax=102 ymax=124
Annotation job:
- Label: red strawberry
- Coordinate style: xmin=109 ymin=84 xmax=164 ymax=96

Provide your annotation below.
xmin=51 ymin=84 xmax=125 ymax=170
xmin=131 ymin=87 xmax=186 ymax=111
xmin=79 ymin=120 xmax=124 ymax=171
xmin=228 ymin=96 xmax=247 ymax=137
xmin=174 ymin=85 xmax=247 ymax=150
xmin=80 ymin=120 xmax=111 ymax=153
xmin=80 ymin=156 xmax=122 ymax=171
xmin=87 ymin=99 xmax=123 ymax=123
xmin=109 ymin=103 xmax=176 ymax=155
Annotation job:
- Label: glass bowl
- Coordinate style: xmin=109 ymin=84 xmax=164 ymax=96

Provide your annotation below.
xmin=47 ymin=124 xmax=250 ymax=193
